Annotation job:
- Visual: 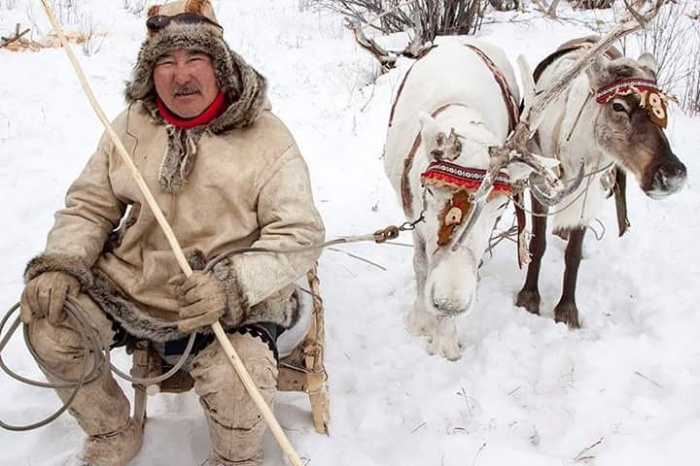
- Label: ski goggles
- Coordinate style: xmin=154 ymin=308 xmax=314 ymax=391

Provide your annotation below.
xmin=146 ymin=12 xmax=223 ymax=33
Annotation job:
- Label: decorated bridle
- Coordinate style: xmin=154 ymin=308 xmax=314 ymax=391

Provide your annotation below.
xmin=420 ymin=44 xmax=520 ymax=249
xmin=420 ymin=161 xmax=512 ymax=246
xmin=594 ymin=77 xmax=674 ymax=128
xmin=392 ymin=43 xmax=521 ymax=251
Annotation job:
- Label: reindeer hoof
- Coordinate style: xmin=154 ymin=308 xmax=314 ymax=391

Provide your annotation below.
xmin=516 ymin=289 xmax=541 ymax=315
xmin=554 ymin=303 xmax=580 ymax=328
xmin=425 ymin=336 xmax=464 ymax=361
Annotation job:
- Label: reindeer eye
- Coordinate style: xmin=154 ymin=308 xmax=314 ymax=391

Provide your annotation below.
xmin=612 ymin=102 xmax=626 ymax=112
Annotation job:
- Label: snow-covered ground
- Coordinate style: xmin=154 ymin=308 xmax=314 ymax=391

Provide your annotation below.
xmin=1 ymin=1 xmax=698 ymax=465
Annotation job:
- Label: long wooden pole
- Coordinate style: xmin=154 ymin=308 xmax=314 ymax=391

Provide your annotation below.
xmin=37 ymin=2 xmax=303 ymax=464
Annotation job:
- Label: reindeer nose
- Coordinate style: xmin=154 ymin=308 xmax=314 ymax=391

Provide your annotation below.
xmin=430 ymin=292 xmax=472 ymax=316
xmin=651 ymin=160 xmax=687 ymax=196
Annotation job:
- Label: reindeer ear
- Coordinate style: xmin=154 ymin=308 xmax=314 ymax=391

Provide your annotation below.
xmin=637 ymin=52 xmax=658 ymax=76
xmin=147 ymin=4 xmax=161 ymax=17
xmin=418 ymin=112 xmax=440 ymax=137
xmin=442 ymin=128 xmax=462 ymax=161
xmin=586 ymin=54 xmax=611 ymax=90
xmin=419 ymin=112 xmax=446 ymax=160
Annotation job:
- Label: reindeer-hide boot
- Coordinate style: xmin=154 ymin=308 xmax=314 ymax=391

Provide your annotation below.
xmin=27 ymin=294 xmax=142 ymax=465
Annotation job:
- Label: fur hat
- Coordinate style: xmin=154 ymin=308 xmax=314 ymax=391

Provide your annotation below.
xmin=125 ymin=0 xmax=268 ymax=131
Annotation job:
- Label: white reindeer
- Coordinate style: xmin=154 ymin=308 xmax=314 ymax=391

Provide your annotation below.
xmin=516 ymin=36 xmax=688 ymax=327
xmin=384 ymin=39 xmax=522 ymax=360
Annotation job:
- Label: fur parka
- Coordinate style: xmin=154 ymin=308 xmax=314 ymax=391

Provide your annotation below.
xmin=25 ymin=3 xmax=325 ymax=341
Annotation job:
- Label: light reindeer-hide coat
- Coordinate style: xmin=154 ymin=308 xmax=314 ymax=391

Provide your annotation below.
xmin=26 ymin=102 xmax=325 ymax=342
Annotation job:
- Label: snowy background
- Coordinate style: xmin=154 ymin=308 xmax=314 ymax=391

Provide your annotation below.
xmin=1 ymin=1 xmax=699 ymax=465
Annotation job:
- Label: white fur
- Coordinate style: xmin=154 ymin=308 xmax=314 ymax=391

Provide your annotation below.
xmin=533 ymin=55 xmax=614 ymax=230
xmin=532 ymin=50 xmax=670 ymax=230
xmin=277 ymin=278 xmax=314 ymax=359
xmin=384 ymin=39 xmax=521 ymax=360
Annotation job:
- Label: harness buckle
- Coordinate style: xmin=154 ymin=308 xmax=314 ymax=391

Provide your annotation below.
xmin=373 ymin=226 xmax=400 ymax=243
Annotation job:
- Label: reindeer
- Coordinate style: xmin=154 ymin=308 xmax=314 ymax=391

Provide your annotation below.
xmin=378 ymin=1 xmax=672 ymax=357
xmin=383 ymin=39 xmax=525 ymax=360
xmin=515 ymin=35 xmax=687 ymax=328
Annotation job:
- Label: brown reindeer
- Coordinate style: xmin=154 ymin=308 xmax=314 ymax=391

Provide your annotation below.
xmin=516 ymin=36 xmax=687 ymax=327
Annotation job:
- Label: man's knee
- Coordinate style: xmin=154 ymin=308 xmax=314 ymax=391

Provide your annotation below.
xmin=28 ymin=316 xmax=83 ymax=364
xmin=191 ymin=331 xmax=278 ymax=418
xmin=26 ymin=294 xmax=115 ymax=373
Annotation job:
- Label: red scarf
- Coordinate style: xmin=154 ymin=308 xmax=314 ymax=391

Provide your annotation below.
xmin=157 ymin=92 xmax=227 ymax=129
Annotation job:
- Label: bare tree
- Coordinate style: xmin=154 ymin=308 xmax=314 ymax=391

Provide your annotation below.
xmin=683 ymin=19 xmax=700 ymax=115
xmin=316 ymin=0 xmax=489 ymax=70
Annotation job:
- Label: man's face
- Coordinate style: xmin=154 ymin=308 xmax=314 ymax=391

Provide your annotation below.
xmin=153 ymin=48 xmax=220 ymax=118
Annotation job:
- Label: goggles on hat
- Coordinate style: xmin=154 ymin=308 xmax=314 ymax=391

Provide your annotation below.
xmin=146 ymin=12 xmax=223 ymax=33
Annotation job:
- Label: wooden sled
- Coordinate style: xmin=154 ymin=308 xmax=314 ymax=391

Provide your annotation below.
xmin=130 ymin=265 xmax=330 ymax=435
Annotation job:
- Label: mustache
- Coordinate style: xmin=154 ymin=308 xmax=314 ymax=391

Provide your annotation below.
xmin=172 ymin=85 xmax=201 ymax=97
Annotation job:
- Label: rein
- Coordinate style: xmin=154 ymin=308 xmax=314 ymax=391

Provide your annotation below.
xmin=0 ymin=218 xmax=423 ymax=432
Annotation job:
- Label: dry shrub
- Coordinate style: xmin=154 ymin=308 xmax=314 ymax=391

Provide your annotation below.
xmin=570 ymin=0 xmax=614 ymax=9
xmin=316 ymin=0 xmax=489 ymax=45
xmin=684 ymin=20 xmax=700 ymax=115
xmin=488 ymin=0 xmax=520 ymax=11
xmin=122 ymin=0 xmax=147 ymax=16
xmin=1 ymin=0 xmax=20 ymax=9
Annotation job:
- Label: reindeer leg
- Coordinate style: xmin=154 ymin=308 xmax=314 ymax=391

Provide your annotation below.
xmin=516 ymin=193 xmax=548 ymax=315
xmin=406 ymin=234 xmax=435 ymax=337
xmin=554 ymin=227 xmax=586 ymax=328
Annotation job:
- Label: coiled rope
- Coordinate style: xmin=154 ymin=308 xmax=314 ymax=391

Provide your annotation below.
xmin=0 ymin=221 xmax=418 ymax=432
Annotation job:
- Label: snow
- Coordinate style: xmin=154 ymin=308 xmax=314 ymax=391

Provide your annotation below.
xmin=1 ymin=1 xmax=699 ymax=465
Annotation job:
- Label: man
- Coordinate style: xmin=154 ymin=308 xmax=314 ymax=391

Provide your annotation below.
xmin=19 ymin=1 xmax=325 ymax=465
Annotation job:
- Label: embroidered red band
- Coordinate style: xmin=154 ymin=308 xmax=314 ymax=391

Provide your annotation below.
xmin=420 ymin=161 xmax=512 ymax=194
xmin=594 ymin=77 xmax=671 ymax=128
xmin=594 ymin=77 xmax=661 ymax=104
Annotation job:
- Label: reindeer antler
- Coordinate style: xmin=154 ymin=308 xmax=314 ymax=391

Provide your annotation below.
xmin=525 ymin=0 xmax=667 ymax=135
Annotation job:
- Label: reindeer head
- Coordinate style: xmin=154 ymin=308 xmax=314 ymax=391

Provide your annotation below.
xmin=587 ymin=53 xmax=687 ymax=198
xmin=415 ymin=112 xmax=511 ymax=317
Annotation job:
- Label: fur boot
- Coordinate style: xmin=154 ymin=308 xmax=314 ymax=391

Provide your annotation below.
xmin=79 ymin=418 xmax=143 ymax=466
xmin=27 ymin=294 xmax=141 ymax=465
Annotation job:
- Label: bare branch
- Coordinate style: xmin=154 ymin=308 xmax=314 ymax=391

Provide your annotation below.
xmin=526 ymin=2 xmax=668 ymax=132
xmin=346 ymin=18 xmax=398 ymax=70
xmin=0 ymin=23 xmax=30 ymax=49
xmin=547 ymin=0 xmax=562 ymax=18
xmin=573 ymin=436 xmax=605 ymax=463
